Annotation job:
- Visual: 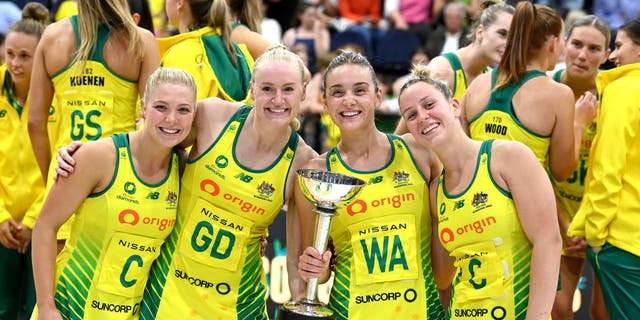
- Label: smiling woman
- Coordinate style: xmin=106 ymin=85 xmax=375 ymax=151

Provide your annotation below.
xmin=398 ymin=65 xmax=561 ymax=320
xmin=32 ymin=68 xmax=197 ymax=320
xmin=296 ymin=51 xmax=445 ymax=320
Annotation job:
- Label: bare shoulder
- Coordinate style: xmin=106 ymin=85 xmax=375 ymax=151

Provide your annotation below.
xmin=191 ymin=98 xmax=243 ymax=156
xmin=489 ymin=139 xmax=538 ymax=173
xmin=137 ymin=26 xmax=160 ymax=49
xmin=293 ymin=138 xmax=320 ymax=169
xmin=521 ymin=75 xmax=573 ymax=103
xmin=427 ymin=56 xmax=454 ymax=85
xmin=197 ymin=98 xmax=243 ymax=126
xmin=71 ymin=138 xmax=117 ymax=187
xmin=399 ymin=133 xmax=440 ymax=180
xmin=462 ymin=72 xmax=492 ymax=117
xmin=41 ymin=18 xmax=74 ymax=41
xmin=39 ymin=19 xmax=76 ymax=70
xmin=136 ymin=26 xmax=156 ymax=40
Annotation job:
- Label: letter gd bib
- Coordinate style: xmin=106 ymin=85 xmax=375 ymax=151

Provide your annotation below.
xmin=179 ymin=198 xmax=253 ymax=272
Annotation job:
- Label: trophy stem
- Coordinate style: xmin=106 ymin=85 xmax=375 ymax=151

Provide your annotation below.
xmin=305 ymin=209 xmax=335 ymax=302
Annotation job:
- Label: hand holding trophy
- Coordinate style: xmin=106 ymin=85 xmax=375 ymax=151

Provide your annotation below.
xmin=277 ymin=169 xmax=365 ymax=320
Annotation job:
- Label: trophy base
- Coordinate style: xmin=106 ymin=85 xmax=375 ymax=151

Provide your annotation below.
xmin=277 ymin=299 xmax=335 ymax=320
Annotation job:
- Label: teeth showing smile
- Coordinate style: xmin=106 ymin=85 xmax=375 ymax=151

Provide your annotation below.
xmin=269 ymin=108 xmax=287 ymax=113
xmin=341 ymin=111 xmax=360 ymax=117
xmin=160 ymin=128 xmax=180 ymax=134
xmin=421 ymin=123 xmax=439 ymax=135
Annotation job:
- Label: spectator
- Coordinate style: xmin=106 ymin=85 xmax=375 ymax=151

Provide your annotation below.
xmin=283 ymin=3 xmax=330 ymax=73
xmin=425 ymin=2 xmax=469 ymax=59
xmin=384 ymin=0 xmax=434 ymax=46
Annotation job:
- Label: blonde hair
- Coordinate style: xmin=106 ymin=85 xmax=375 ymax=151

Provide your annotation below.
xmin=75 ymin=0 xmax=144 ymax=69
xmin=143 ymin=68 xmax=197 ymax=105
xmin=398 ymin=64 xmax=452 ymax=101
xmin=254 ymin=44 xmax=306 ymax=82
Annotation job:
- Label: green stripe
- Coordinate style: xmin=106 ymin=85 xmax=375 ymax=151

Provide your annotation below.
xmin=329 ymin=248 xmax=352 ymax=320
xmin=421 ymin=229 xmax=445 ymax=319
xmin=512 ymin=239 xmax=532 ymax=320
xmin=140 ymin=218 xmax=182 ymax=319
xmin=55 ymin=235 xmax=101 ymax=320
xmin=237 ymin=241 xmax=268 ymax=319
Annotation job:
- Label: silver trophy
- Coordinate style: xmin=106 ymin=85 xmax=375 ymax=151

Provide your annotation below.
xmin=278 ymin=169 xmax=365 ymax=320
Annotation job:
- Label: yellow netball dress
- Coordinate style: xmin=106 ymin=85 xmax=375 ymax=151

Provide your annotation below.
xmin=469 ymin=69 xmax=550 ymax=165
xmin=437 ymin=140 xmax=532 ymax=320
xmin=325 ymin=134 xmax=444 ymax=320
xmin=54 ymin=134 xmax=180 ymax=320
xmin=51 ymin=15 xmax=139 ymax=240
xmin=550 ymin=70 xmax=597 ymax=219
xmin=141 ymin=106 xmax=298 ymax=320
xmin=442 ymin=52 xmax=469 ymax=100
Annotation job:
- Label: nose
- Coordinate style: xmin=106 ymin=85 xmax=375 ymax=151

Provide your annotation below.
xmin=417 ymin=106 xmax=430 ymax=121
xmin=577 ymin=48 xmax=587 ymax=60
xmin=342 ymin=90 xmax=357 ymax=106
xmin=165 ymin=109 xmax=177 ymax=123
xmin=608 ymin=50 xmax=618 ymax=63
xmin=273 ymin=90 xmax=284 ymax=105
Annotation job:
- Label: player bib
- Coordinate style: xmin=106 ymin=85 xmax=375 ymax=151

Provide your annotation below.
xmin=348 ymin=214 xmax=418 ymax=285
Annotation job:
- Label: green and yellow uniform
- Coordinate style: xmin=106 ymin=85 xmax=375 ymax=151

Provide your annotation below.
xmin=53 ymin=133 xmax=180 ymax=320
xmin=550 ymin=70 xmax=597 ymax=256
xmin=158 ymin=27 xmax=254 ymax=103
xmin=437 ymin=140 xmax=532 ymax=320
xmin=469 ymin=69 xmax=549 ymax=165
xmin=442 ymin=52 xmax=468 ymax=100
xmin=51 ymin=15 xmax=139 ymax=240
xmin=0 ymin=65 xmax=44 ymax=319
xmin=325 ymin=134 xmax=444 ymax=320
xmin=141 ymin=106 xmax=298 ymax=320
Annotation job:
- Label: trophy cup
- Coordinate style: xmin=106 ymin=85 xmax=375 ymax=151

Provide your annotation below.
xmin=277 ymin=169 xmax=366 ymax=320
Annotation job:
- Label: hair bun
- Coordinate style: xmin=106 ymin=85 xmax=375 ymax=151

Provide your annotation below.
xmin=22 ymin=2 xmax=49 ymax=24
xmin=411 ymin=64 xmax=431 ymax=79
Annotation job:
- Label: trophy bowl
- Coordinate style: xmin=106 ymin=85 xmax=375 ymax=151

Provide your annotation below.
xmin=296 ymin=169 xmax=366 ymax=213
xmin=278 ymin=169 xmax=365 ymax=320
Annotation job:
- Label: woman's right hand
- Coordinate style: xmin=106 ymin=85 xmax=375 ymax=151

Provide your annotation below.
xmin=54 ymin=141 xmax=83 ymax=180
xmin=574 ymin=91 xmax=597 ymax=127
xmin=298 ymin=246 xmax=332 ymax=282
xmin=37 ymin=306 xmax=64 ymax=320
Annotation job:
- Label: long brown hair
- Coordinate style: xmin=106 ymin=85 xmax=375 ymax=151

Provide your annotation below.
xmin=495 ymin=2 xmax=562 ymax=90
